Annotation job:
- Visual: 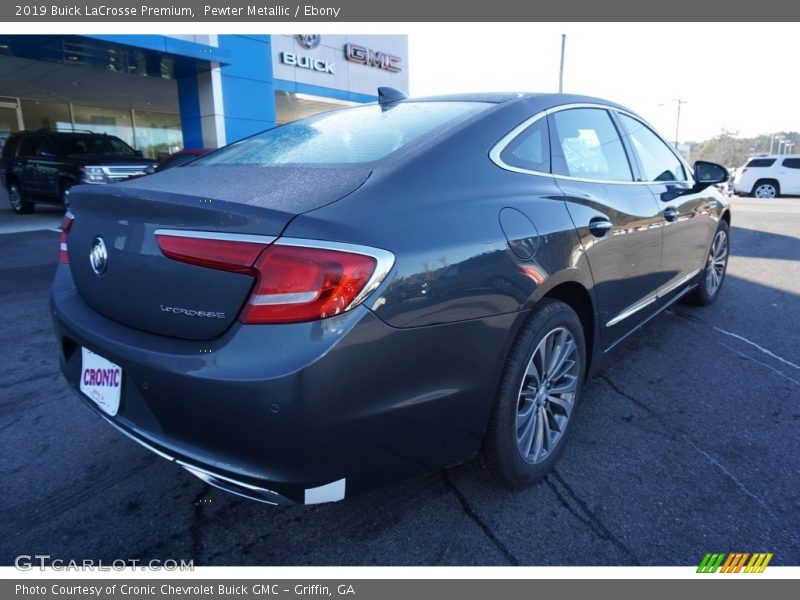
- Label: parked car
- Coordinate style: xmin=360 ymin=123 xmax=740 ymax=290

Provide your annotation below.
xmin=51 ymin=91 xmax=731 ymax=505
xmin=0 ymin=129 xmax=157 ymax=214
xmin=731 ymin=154 xmax=800 ymax=198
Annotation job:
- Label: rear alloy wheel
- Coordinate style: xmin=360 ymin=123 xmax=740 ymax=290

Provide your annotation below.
xmin=687 ymin=220 xmax=729 ymax=306
xmin=8 ymin=183 xmax=34 ymax=214
xmin=483 ymin=299 xmax=586 ymax=487
xmin=752 ymin=181 xmax=778 ymax=199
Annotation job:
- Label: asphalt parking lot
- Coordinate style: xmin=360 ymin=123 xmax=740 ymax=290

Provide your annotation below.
xmin=1 ymin=195 xmax=799 ymax=567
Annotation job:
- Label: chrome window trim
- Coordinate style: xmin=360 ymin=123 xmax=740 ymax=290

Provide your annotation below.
xmin=154 ymin=229 xmax=277 ymax=245
xmin=489 ymin=102 xmax=693 ymax=186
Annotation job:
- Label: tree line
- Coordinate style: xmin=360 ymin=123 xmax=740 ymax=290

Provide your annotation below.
xmin=689 ymin=131 xmax=799 ymax=168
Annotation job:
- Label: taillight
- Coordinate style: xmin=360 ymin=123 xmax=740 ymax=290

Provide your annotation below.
xmin=155 ymin=232 xmax=394 ymax=324
xmin=240 ymin=245 xmax=378 ymax=324
xmin=156 ymin=234 xmax=266 ymax=274
xmin=59 ymin=211 xmax=74 ymax=264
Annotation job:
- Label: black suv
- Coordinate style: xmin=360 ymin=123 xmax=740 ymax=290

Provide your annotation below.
xmin=1 ymin=130 xmax=157 ymax=214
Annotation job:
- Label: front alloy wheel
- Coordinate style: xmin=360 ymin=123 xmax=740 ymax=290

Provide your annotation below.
xmin=704 ymin=229 xmax=728 ymax=297
xmin=687 ymin=220 xmax=729 ymax=306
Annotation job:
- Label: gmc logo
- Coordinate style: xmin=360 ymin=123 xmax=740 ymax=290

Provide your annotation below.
xmin=345 ymin=43 xmax=402 ymax=73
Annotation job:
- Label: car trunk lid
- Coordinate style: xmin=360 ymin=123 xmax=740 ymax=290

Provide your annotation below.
xmin=66 ymin=165 xmax=370 ymax=339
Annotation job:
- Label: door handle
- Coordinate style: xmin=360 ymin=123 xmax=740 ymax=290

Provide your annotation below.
xmin=588 ymin=217 xmax=613 ymax=237
xmin=664 ymin=207 xmax=679 ymax=222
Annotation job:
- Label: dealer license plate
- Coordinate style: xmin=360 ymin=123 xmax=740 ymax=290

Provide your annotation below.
xmin=80 ymin=347 xmax=122 ymax=416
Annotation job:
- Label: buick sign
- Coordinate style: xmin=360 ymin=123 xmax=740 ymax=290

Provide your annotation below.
xmin=90 ymin=237 xmax=108 ymax=276
xmin=296 ymin=34 xmax=321 ymax=49
xmin=280 ymin=52 xmax=335 ymax=74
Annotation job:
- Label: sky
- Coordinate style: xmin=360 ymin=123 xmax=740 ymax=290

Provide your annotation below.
xmin=408 ymin=23 xmax=800 ymax=143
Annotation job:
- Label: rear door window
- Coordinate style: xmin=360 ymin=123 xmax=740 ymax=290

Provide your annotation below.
xmin=18 ymin=135 xmax=40 ymax=157
xmin=746 ymin=158 xmax=776 ymax=168
xmin=549 ymin=108 xmax=633 ymax=182
xmin=782 ymin=158 xmax=800 ymax=169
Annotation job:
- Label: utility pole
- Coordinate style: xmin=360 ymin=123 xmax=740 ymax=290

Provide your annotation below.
xmin=558 ymin=34 xmax=566 ymax=93
xmin=672 ymin=99 xmax=688 ymax=149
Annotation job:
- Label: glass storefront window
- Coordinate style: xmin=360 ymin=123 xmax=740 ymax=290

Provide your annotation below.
xmin=71 ymin=104 xmax=134 ymax=147
xmin=20 ymin=99 xmax=72 ymax=131
xmin=133 ymin=110 xmax=183 ymax=160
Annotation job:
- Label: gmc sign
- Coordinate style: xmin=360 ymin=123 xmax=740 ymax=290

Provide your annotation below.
xmin=344 ymin=43 xmax=402 ymax=73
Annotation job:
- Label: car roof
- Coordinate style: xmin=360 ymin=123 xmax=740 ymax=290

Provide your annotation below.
xmin=399 ymin=91 xmax=631 ymax=110
xmin=13 ymin=130 xmax=114 ymax=138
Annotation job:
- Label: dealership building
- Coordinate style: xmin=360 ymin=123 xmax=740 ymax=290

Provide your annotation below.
xmin=0 ymin=34 xmax=409 ymax=158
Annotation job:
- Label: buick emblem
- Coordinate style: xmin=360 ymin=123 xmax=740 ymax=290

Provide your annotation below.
xmin=296 ymin=34 xmax=321 ymax=49
xmin=90 ymin=237 xmax=108 ymax=276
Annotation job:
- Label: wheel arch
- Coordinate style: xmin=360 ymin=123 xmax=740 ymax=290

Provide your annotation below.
xmin=752 ymin=178 xmax=780 ymax=196
xmin=527 ymin=273 xmax=598 ymax=378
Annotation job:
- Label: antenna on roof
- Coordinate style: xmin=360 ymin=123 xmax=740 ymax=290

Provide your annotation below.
xmin=377 ymin=87 xmax=407 ymax=106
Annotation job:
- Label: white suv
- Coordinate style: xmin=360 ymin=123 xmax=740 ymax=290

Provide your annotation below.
xmin=732 ymin=155 xmax=800 ymax=198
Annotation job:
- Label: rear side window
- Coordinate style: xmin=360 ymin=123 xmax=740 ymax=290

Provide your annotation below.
xmin=746 ymin=158 xmax=776 ymax=168
xmin=2 ymin=135 xmax=19 ymax=157
xmin=782 ymin=158 xmax=800 ymax=169
xmin=549 ymin=108 xmax=633 ymax=182
xmin=618 ymin=114 xmax=686 ymax=182
xmin=196 ymin=101 xmax=490 ymax=166
xmin=500 ymin=118 xmax=551 ymax=173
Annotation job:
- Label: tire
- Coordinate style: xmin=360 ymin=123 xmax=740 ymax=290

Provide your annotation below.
xmin=483 ymin=299 xmax=586 ymax=487
xmin=7 ymin=182 xmax=34 ymax=214
xmin=686 ymin=220 xmax=729 ymax=306
xmin=752 ymin=180 xmax=779 ymax=199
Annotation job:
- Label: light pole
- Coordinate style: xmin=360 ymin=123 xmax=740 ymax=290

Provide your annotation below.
xmin=558 ymin=34 xmax=566 ymax=93
xmin=771 ymin=135 xmax=784 ymax=155
xmin=670 ymin=99 xmax=687 ymax=148
xmin=784 ymin=142 xmax=795 ymax=155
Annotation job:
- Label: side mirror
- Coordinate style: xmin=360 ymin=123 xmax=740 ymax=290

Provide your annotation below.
xmin=143 ymin=165 xmax=156 ymax=175
xmin=693 ymin=161 xmax=728 ymax=188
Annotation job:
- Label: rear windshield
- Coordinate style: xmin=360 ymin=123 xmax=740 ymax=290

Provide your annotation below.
xmin=195 ymin=101 xmax=489 ymax=166
xmin=745 ymin=158 xmax=776 ymax=168
xmin=57 ymin=136 xmax=137 ymax=157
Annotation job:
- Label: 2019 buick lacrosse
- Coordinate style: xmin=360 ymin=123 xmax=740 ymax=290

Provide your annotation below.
xmin=51 ymin=90 xmax=730 ymax=505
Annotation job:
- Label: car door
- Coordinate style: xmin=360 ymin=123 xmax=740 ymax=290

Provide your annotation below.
xmin=780 ymin=158 xmax=800 ymax=194
xmin=30 ymin=136 xmax=62 ymax=198
xmin=548 ymin=107 xmax=666 ymax=348
xmin=615 ymin=112 xmax=717 ymax=294
xmin=16 ymin=135 xmax=43 ymax=194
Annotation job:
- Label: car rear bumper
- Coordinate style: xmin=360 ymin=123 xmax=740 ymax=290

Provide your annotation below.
xmin=51 ymin=264 xmax=522 ymax=504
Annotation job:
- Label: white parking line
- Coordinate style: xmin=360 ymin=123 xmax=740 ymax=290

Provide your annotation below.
xmin=714 ymin=326 xmax=800 ymax=372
